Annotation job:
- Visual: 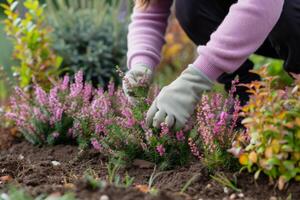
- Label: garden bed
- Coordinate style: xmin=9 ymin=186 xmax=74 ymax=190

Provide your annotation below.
xmin=1 ymin=140 xmax=299 ymax=200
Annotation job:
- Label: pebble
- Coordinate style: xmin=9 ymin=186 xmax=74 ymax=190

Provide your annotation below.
xmin=0 ymin=193 xmax=9 ymax=200
xmin=230 ymin=193 xmax=237 ymax=200
xmin=238 ymin=193 xmax=245 ymax=198
xmin=18 ymin=154 xmax=24 ymax=160
xmin=205 ymin=184 xmax=212 ymax=189
xmin=100 ymin=195 xmax=109 ymax=200
xmin=270 ymin=197 xmax=277 ymax=200
xmin=51 ymin=161 xmax=61 ymax=166
xmin=224 ymin=187 xmax=229 ymax=194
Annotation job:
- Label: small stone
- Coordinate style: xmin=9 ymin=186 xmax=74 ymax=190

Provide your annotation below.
xmin=224 ymin=187 xmax=229 ymax=194
xmin=198 ymin=198 xmax=204 ymax=200
xmin=51 ymin=161 xmax=61 ymax=166
xmin=0 ymin=193 xmax=9 ymax=200
xmin=230 ymin=193 xmax=237 ymax=200
xmin=18 ymin=154 xmax=24 ymax=160
xmin=64 ymin=183 xmax=75 ymax=190
xmin=270 ymin=197 xmax=277 ymax=200
xmin=205 ymin=184 xmax=212 ymax=189
xmin=100 ymin=195 xmax=109 ymax=200
xmin=238 ymin=193 xmax=245 ymax=198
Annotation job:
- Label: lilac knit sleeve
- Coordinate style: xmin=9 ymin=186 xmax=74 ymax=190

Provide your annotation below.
xmin=127 ymin=0 xmax=173 ymax=70
xmin=193 ymin=0 xmax=284 ymax=80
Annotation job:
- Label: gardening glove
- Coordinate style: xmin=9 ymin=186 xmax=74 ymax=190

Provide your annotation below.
xmin=146 ymin=65 xmax=213 ymax=130
xmin=123 ymin=64 xmax=154 ymax=104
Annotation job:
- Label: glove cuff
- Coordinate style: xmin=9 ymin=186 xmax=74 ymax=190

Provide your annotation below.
xmin=130 ymin=55 xmax=156 ymax=71
xmin=187 ymin=64 xmax=214 ymax=85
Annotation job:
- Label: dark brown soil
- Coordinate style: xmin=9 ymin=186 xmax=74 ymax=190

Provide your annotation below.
xmin=0 ymin=127 xmax=16 ymax=150
xmin=0 ymin=141 xmax=299 ymax=200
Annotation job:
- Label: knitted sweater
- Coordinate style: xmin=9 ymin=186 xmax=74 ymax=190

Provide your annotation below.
xmin=127 ymin=0 xmax=284 ymax=81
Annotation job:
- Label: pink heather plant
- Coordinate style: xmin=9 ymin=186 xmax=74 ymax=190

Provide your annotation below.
xmin=189 ymin=79 xmax=241 ymax=170
xmin=6 ymin=71 xmax=193 ymax=168
xmin=6 ymin=70 xmax=241 ymax=169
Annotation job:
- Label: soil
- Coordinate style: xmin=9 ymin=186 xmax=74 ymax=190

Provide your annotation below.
xmin=0 ymin=140 xmax=300 ymax=200
xmin=0 ymin=127 xmax=16 ymax=150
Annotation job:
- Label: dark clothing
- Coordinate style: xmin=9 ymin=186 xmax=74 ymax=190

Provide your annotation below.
xmin=175 ymin=0 xmax=300 ymax=105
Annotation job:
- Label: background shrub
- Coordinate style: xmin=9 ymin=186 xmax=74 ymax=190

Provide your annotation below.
xmin=46 ymin=0 xmax=129 ymax=87
xmin=1 ymin=0 xmax=62 ymax=90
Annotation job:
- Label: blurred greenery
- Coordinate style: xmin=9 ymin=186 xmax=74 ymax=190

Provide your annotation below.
xmin=250 ymin=55 xmax=293 ymax=86
xmin=0 ymin=11 xmax=13 ymax=102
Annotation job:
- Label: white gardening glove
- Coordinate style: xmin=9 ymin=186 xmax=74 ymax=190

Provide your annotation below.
xmin=146 ymin=65 xmax=213 ymax=130
xmin=122 ymin=64 xmax=154 ymax=104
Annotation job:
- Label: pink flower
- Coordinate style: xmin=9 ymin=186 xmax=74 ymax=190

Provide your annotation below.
xmin=121 ymin=109 xmax=136 ymax=128
xmin=52 ymin=132 xmax=59 ymax=138
xmin=61 ymin=75 xmax=70 ymax=91
xmin=160 ymin=122 xmax=169 ymax=137
xmin=95 ymin=124 xmax=106 ymax=134
xmin=83 ymin=83 xmax=93 ymax=103
xmin=35 ymin=86 xmax=48 ymax=106
xmin=108 ymin=82 xmax=115 ymax=96
xmin=91 ymin=139 xmax=101 ymax=151
xmin=188 ymin=138 xmax=201 ymax=159
xmin=33 ymin=107 xmax=47 ymax=122
xmin=54 ymin=107 xmax=63 ymax=122
xmin=176 ymin=130 xmax=185 ymax=141
xmin=49 ymin=87 xmax=59 ymax=109
xmin=70 ymin=71 xmax=84 ymax=97
xmin=156 ymin=144 xmax=165 ymax=156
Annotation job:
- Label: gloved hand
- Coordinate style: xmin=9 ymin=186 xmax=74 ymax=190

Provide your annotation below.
xmin=146 ymin=65 xmax=213 ymax=130
xmin=122 ymin=64 xmax=154 ymax=104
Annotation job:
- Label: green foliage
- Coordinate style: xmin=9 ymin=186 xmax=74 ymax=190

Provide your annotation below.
xmin=210 ymin=173 xmax=241 ymax=193
xmin=46 ymin=0 xmax=128 ymax=87
xmin=0 ymin=186 xmax=76 ymax=200
xmin=1 ymin=0 xmax=62 ymax=90
xmin=250 ymin=55 xmax=293 ymax=86
xmin=230 ymin=67 xmax=300 ymax=190
xmin=83 ymin=170 xmax=106 ymax=190
xmin=107 ymin=160 xmax=134 ymax=188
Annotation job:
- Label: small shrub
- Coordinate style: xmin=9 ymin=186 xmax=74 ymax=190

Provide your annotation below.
xmin=6 ymin=71 xmax=192 ymax=169
xmin=189 ymin=79 xmax=241 ymax=171
xmin=46 ymin=0 xmax=128 ymax=87
xmin=229 ymin=67 xmax=300 ymax=190
xmin=1 ymin=0 xmax=62 ymax=90
xmin=6 ymin=70 xmax=242 ymax=169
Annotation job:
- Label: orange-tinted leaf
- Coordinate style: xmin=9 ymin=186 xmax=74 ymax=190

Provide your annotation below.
xmin=135 ymin=185 xmax=150 ymax=193
xmin=0 ymin=175 xmax=13 ymax=183
xmin=265 ymin=147 xmax=273 ymax=159
xmin=239 ymin=153 xmax=249 ymax=165
xmin=249 ymin=151 xmax=258 ymax=163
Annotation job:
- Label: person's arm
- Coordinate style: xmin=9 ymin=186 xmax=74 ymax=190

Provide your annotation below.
xmin=193 ymin=0 xmax=284 ymax=81
xmin=127 ymin=0 xmax=173 ymax=70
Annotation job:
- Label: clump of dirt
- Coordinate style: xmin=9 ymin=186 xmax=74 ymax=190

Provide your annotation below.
xmin=0 ymin=141 xmax=299 ymax=200
xmin=0 ymin=127 xmax=17 ymax=150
